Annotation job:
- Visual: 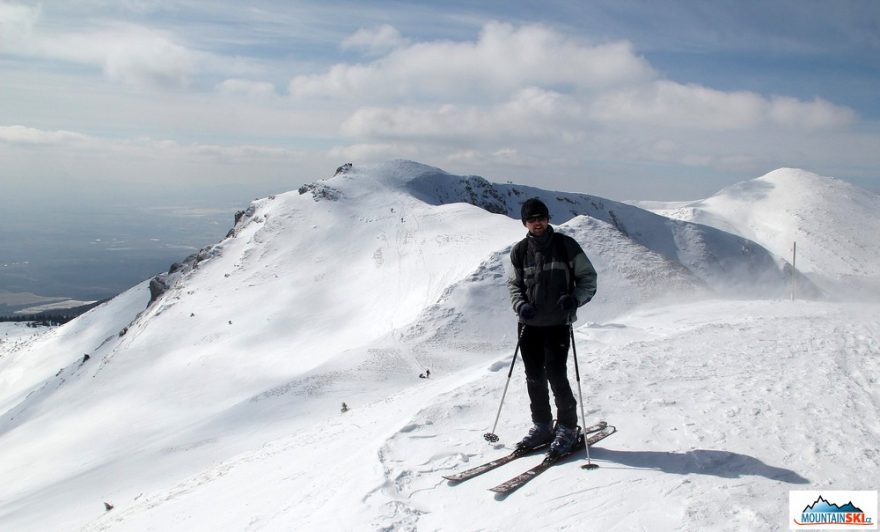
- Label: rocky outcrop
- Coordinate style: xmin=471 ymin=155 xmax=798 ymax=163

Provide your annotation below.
xmin=148 ymin=244 xmax=222 ymax=305
xmin=298 ymin=183 xmax=341 ymax=202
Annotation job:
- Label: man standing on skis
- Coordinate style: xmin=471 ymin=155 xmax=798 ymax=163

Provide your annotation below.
xmin=508 ymin=197 xmax=598 ymax=457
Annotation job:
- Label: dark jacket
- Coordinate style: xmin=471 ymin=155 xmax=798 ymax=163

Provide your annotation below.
xmin=508 ymin=226 xmax=598 ymax=326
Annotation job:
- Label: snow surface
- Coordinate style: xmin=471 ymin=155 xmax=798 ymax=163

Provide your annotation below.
xmin=639 ymin=168 xmax=880 ymax=299
xmin=0 ymin=161 xmax=877 ymax=531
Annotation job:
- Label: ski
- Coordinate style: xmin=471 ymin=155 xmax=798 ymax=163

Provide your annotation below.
xmin=488 ymin=425 xmax=617 ymax=496
xmin=443 ymin=421 xmax=606 ymax=483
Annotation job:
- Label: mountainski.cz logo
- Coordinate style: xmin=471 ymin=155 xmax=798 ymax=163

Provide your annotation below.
xmin=790 ymin=491 xmax=878 ymax=530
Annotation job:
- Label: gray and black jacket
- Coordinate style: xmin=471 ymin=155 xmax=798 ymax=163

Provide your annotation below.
xmin=508 ymin=226 xmax=598 ymax=326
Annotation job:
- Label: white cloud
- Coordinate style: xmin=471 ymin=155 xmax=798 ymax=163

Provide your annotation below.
xmin=447 ymin=147 xmax=537 ymax=168
xmin=341 ymin=25 xmax=407 ymax=55
xmin=290 ymin=22 xmax=655 ymax=101
xmin=328 ymin=142 xmax=420 ymax=162
xmin=340 ymin=88 xmax=580 ymax=141
xmin=0 ymin=3 xmax=39 ymax=41
xmin=294 ymin=18 xmax=860 ymax=184
xmin=101 ymin=29 xmax=197 ymax=87
xmin=768 ymin=96 xmax=856 ymax=129
xmin=0 ymin=124 xmax=302 ymax=164
xmin=590 ymin=80 xmax=857 ymax=131
xmin=125 ymin=137 xmax=305 ymax=165
xmin=1 ymin=9 xmax=874 ymax=200
xmin=591 ymin=81 xmax=765 ymax=130
xmin=341 ymin=105 xmax=484 ymax=140
xmin=217 ymin=79 xmax=278 ymax=98
xmin=1 ymin=5 xmax=199 ymax=88
xmin=0 ymin=125 xmax=92 ymax=145
xmin=179 ymin=142 xmax=301 ymax=162
xmin=44 ymin=24 xmax=199 ymax=87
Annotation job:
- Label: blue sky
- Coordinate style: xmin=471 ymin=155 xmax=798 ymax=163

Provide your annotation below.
xmin=1 ymin=0 xmax=879 ymax=208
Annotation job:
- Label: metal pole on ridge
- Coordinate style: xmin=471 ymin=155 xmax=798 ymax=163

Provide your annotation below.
xmin=483 ymin=325 xmax=527 ymax=443
xmin=571 ymin=323 xmax=598 ymax=470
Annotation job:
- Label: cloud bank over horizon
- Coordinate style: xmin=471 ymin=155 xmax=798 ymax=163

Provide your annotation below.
xmin=1 ymin=1 xmax=878 ymax=202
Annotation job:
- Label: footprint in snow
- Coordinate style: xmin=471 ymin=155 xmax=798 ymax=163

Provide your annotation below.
xmin=488 ymin=360 xmax=509 ymax=372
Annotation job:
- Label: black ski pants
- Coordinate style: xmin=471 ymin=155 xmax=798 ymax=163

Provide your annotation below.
xmin=518 ymin=323 xmax=578 ymax=429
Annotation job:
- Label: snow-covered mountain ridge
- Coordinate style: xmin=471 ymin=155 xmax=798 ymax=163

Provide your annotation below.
xmin=398 ymin=161 xmax=790 ymax=296
xmin=639 ymin=168 xmax=880 ymax=298
xmin=0 ymin=161 xmax=877 ymax=531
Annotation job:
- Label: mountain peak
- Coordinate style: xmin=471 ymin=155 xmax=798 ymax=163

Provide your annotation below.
xmin=328 ymin=160 xmax=452 ymax=186
xmin=645 ymin=167 xmax=880 ymax=296
xmin=760 ymin=167 xmax=823 ymax=181
xmin=755 ymin=167 xmax=854 ymax=193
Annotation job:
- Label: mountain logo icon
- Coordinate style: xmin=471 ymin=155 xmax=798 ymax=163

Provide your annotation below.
xmin=803 ymin=496 xmax=864 ymax=515
xmin=794 ymin=495 xmax=874 ymax=527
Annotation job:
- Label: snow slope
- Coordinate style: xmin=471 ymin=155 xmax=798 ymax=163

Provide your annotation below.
xmin=61 ymin=300 xmax=880 ymax=532
xmin=642 ymin=168 xmax=880 ymax=298
xmin=0 ymin=161 xmax=877 ymax=531
xmin=404 ymin=162 xmax=789 ymax=297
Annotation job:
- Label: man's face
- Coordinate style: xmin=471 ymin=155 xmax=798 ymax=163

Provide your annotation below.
xmin=525 ymin=215 xmax=549 ymax=236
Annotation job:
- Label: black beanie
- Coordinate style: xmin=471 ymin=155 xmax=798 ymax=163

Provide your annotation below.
xmin=520 ymin=198 xmax=550 ymax=222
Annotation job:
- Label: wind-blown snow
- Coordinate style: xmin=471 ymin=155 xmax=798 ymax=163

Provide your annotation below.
xmin=0 ymin=161 xmax=877 ymax=531
xmin=640 ymin=168 xmax=880 ymax=299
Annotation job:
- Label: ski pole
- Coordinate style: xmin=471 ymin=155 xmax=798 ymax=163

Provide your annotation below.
xmin=571 ymin=323 xmax=598 ymax=470
xmin=484 ymin=325 xmax=526 ymax=443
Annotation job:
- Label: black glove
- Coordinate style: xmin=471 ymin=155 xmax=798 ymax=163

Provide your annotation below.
xmin=557 ymin=294 xmax=578 ymax=312
xmin=518 ymin=303 xmax=536 ymax=320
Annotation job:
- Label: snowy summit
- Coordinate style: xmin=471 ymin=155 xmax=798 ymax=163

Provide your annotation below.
xmin=0 ymin=161 xmax=877 ymax=531
xmin=641 ymin=168 xmax=880 ymax=298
